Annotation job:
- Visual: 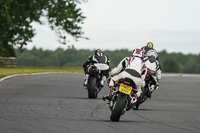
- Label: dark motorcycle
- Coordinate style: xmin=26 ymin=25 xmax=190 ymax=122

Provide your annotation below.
xmin=135 ymin=55 xmax=158 ymax=109
xmin=135 ymin=68 xmax=157 ymax=109
xmin=108 ymin=78 xmax=138 ymax=121
xmin=87 ymin=65 xmax=104 ymax=99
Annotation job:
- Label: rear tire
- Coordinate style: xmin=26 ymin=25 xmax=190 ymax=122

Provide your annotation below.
xmin=110 ymin=93 xmax=127 ymax=121
xmin=88 ymin=77 xmax=97 ymax=99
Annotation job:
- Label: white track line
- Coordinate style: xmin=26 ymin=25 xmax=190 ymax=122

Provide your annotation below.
xmin=0 ymin=72 xmax=75 ymax=82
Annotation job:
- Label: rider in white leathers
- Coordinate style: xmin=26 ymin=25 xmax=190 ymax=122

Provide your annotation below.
xmin=141 ymin=42 xmax=159 ymax=60
xmin=142 ymin=42 xmax=162 ymax=97
xmin=102 ymin=49 xmax=147 ymax=103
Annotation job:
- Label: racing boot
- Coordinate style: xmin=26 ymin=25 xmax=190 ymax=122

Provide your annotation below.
xmin=102 ymin=93 xmax=113 ymax=101
xmin=150 ymin=84 xmax=155 ymax=92
xmin=100 ymin=76 xmax=106 ymax=87
xmin=147 ymin=84 xmax=157 ymax=98
xmin=83 ymin=74 xmax=89 ymax=86
xmin=129 ymin=94 xmax=138 ymax=110
xmin=102 ymin=86 xmax=114 ymax=101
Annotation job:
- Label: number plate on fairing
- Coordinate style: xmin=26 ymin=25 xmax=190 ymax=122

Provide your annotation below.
xmin=118 ymin=84 xmax=132 ymax=95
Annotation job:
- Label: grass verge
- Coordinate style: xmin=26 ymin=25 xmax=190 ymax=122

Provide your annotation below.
xmin=0 ymin=67 xmax=83 ymax=79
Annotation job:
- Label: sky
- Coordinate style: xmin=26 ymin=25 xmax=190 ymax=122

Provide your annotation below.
xmin=26 ymin=0 xmax=200 ymax=54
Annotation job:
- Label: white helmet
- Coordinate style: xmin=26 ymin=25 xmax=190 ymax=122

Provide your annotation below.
xmin=132 ymin=49 xmax=144 ymax=58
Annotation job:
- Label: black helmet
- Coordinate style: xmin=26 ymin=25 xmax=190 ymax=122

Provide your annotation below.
xmin=94 ymin=49 xmax=103 ymax=56
xmin=147 ymin=42 xmax=153 ymax=49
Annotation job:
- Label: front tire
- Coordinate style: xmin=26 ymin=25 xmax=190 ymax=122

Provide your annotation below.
xmin=135 ymin=94 xmax=148 ymax=110
xmin=110 ymin=93 xmax=127 ymax=121
xmin=135 ymin=97 xmax=141 ymax=110
xmin=88 ymin=77 xmax=97 ymax=99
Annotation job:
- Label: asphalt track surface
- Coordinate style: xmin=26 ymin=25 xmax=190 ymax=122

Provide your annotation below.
xmin=0 ymin=72 xmax=199 ymax=133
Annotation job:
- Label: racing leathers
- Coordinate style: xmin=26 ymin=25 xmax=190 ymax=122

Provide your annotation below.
xmin=141 ymin=46 xmax=161 ymax=96
xmin=83 ymin=54 xmax=110 ymax=86
xmin=141 ymin=46 xmax=159 ymax=61
xmin=144 ymin=55 xmax=162 ymax=97
xmin=103 ymin=56 xmax=147 ymax=103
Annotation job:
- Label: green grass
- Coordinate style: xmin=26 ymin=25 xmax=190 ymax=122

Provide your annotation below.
xmin=0 ymin=67 xmax=83 ymax=79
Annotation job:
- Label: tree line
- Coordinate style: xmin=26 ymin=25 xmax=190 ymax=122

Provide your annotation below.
xmin=15 ymin=46 xmax=200 ymax=74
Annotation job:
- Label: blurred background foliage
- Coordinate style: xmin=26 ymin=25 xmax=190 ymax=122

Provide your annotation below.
xmin=13 ymin=46 xmax=200 ymax=74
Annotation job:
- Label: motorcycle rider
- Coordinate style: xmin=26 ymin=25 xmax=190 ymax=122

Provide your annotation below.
xmin=83 ymin=49 xmax=110 ymax=87
xmin=142 ymin=42 xmax=162 ymax=98
xmin=141 ymin=42 xmax=159 ymax=60
xmin=144 ymin=55 xmax=162 ymax=98
xmin=102 ymin=49 xmax=147 ymax=104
